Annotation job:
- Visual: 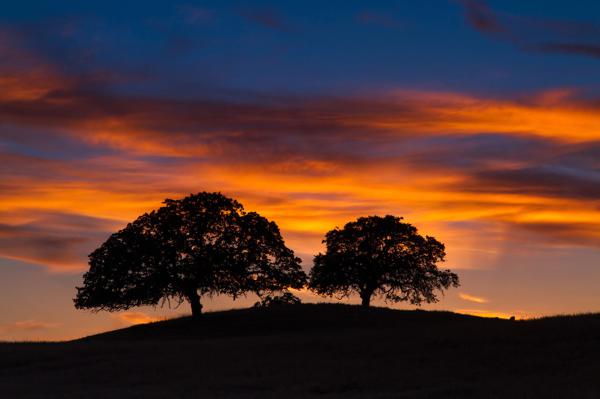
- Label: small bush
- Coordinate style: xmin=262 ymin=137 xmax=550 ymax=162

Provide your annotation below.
xmin=254 ymin=292 xmax=301 ymax=308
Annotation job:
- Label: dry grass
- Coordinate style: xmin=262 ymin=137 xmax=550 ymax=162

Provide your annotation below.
xmin=2 ymin=304 xmax=600 ymax=398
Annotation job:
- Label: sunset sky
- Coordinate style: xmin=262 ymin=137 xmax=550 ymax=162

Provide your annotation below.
xmin=2 ymin=0 xmax=600 ymax=340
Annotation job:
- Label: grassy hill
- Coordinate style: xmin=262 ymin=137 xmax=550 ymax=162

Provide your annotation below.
xmin=2 ymin=303 xmax=600 ymax=398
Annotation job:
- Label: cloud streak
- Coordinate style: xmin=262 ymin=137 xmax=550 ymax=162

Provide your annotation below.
xmin=459 ymin=293 xmax=489 ymax=304
xmin=10 ymin=320 xmax=61 ymax=330
xmin=461 ymin=0 xmax=600 ymax=59
xmin=0 ymin=320 xmax=61 ymax=337
xmin=0 ymin=210 xmax=121 ymax=271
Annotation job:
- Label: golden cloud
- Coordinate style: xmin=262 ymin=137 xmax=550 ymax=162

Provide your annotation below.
xmin=459 ymin=293 xmax=489 ymax=304
xmin=116 ymin=312 xmax=162 ymax=325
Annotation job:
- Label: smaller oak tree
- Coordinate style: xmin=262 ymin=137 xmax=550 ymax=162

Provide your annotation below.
xmin=74 ymin=192 xmax=307 ymax=318
xmin=309 ymin=215 xmax=459 ymax=307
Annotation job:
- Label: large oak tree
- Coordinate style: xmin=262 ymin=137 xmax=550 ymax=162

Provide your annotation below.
xmin=309 ymin=215 xmax=459 ymax=307
xmin=74 ymin=192 xmax=307 ymax=317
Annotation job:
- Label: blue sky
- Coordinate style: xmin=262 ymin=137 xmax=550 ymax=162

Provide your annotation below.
xmin=4 ymin=0 xmax=600 ymax=95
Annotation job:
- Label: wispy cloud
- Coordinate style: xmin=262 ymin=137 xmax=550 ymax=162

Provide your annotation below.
xmin=0 ymin=210 xmax=120 ymax=271
xmin=460 ymin=0 xmax=600 ymax=59
xmin=1 ymin=320 xmax=61 ymax=332
xmin=461 ymin=0 xmax=506 ymax=36
xmin=459 ymin=293 xmax=489 ymax=304
xmin=533 ymin=42 xmax=600 ymax=58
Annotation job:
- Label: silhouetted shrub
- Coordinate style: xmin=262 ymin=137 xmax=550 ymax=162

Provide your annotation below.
xmin=254 ymin=292 xmax=302 ymax=308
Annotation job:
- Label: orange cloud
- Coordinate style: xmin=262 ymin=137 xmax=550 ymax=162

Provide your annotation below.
xmin=0 ymin=73 xmax=62 ymax=101
xmin=116 ymin=312 xmax=162 ymax=325
xmin=459 ymin=293 xmax=489 ymax=304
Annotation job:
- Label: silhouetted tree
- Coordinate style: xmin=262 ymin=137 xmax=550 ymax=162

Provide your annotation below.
xmin=309 ymin=215 xmax=459 ymax=307
xmin=74 ymin=192 xmax=307 ymax=318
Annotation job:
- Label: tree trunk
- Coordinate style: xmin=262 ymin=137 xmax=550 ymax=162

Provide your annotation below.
xmin=187 ymin=291 xmax=203 ymax=318
xmin=360 ymin=291 xmax=372 ymax=307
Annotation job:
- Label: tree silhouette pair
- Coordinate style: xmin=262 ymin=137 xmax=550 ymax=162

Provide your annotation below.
xmin=74 ymin=192 xmax=459 ymax=317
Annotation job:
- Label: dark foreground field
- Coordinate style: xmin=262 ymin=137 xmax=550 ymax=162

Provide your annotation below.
xmin=2 ymin=304 xmax=600 ymax=398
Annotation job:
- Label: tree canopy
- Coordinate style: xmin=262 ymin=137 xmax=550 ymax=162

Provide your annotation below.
xmin=74 ymin=192 xmax=307 ymax=317
xmin=309 ymin=215 xmax=459 ymax=307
